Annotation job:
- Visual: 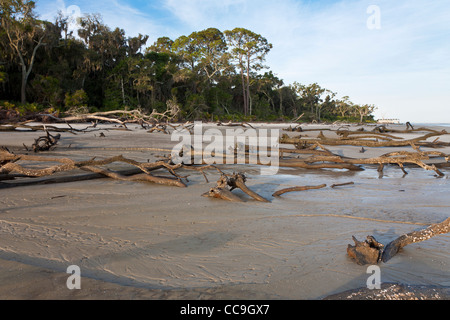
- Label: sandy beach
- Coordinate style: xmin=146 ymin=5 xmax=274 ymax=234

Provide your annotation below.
xmin=0 ymin=122 xmax=449 ymax=300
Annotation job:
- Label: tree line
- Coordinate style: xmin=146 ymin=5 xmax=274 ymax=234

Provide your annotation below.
xmin=1 ymin=0 xmax=376 ymax=122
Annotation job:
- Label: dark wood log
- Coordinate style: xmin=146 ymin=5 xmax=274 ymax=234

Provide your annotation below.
xmin=347 ymin=218 xmax=450 ymax=265
xmin=331 ymin=182 xmax=354 ymax=188
xmin=381 ymin=217 xmax=450 ymax=263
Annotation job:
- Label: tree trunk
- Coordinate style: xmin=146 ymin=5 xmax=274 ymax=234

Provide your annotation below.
xmin=246 ymin=58 xmax=251 ymax=116
xmin=240 ymin=68 xmax=247 ymax=115
xmin=279 ymin=89 xmax=283 ymax=116
xmin=21 ymin=65 xmax=27 ymax=104
xmin=121 ymin=77 xmax=126 ymax=105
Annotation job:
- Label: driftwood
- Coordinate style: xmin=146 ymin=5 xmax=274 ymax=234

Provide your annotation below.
xmin=347 ymin=217 xmax=450 ymax=265
xmin=27 ymin=130 xmax=61 ymax=152
xmin=272 ymin=181 xmax=354 ymax=196
xmin=147 ymin=124 xmax=169 ymax=134
xmin=280 ymin=130 xmax=450 ymax=148
xmin=283 ymin=125 xmax=332 ymax=133
xmin=0 ymin=148 xmax=186 ymax=188
xmin=46 ymin=106 xmax=179 ymax=126
xmin=203 ymin=172 xmax=269 ymax=202
xmin=202 ymin=175 xmax=244 ymax=202
xmin=1 ymin=105 xmax=181 ymax=135
xmin=331 ymin=182 xmax=354 ymax=188
xmin=216 ymin=121 xmax=255 ymax=129
xmin=0 ymin=122 xmax=132 ymax=135
xmin=276 ymin=143 xmax=448 ymax=176
xmin=272 ymin=184 xmax=327 ymax=197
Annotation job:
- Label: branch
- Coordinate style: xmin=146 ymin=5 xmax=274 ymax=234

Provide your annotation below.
xmin=272 ymin=184 xmax=327 ymax=197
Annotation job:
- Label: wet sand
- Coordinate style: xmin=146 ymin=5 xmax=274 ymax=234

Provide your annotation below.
xmin=0 ymin=122 xmax=449 ymax=300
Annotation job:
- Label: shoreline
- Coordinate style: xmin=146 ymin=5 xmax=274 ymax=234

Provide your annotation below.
xmin=0 ymin=122 xmax=449 ymax=300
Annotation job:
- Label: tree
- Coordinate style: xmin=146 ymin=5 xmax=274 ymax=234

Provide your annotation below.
xmin=225 ymin=28 xmax=272 ymax=116
xmin=1 ymin=0 xmax=50 ymax=104
xmin=191 ymin=28 xmax=230 ymax=86
xmin=335 ymin=96 xmax=352 ymax=118
xmin=355 ymin=103 xmax=376 ymax=123
xmin=147 ymin=37 xmax=174 ymax=54
xmin=319 ymin=90 xmax=336 ymax=121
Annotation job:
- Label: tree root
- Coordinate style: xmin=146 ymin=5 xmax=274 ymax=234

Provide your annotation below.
xmin=347 ymin=217 xmax=450 ymax=265
xmin=28 ymin=130 xmax=60 ymax=152
xmin=203 ymin=172 xmax=269 ymax=202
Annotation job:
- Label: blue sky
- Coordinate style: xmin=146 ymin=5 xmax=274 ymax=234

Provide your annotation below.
xmin=35 ymin=0 xmax=450 ymax=123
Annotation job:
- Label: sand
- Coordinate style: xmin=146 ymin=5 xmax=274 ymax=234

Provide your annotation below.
xmin=0 ymin=122 xmax=449 ymax=300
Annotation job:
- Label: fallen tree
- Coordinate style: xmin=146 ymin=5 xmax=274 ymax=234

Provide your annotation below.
xmin=0 ymin=147 xmax=187 ymax=188
xmin=280 ymin=130 xmax=450 ymax=148
xmin=276 ymin=141 xmax=449 ymax=176
xmin=347 ymin=217 xmax=450 ymax=265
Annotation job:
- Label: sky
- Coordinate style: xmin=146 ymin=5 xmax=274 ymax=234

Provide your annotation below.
xmin=34 ymin=0 xmax=450 ymax=123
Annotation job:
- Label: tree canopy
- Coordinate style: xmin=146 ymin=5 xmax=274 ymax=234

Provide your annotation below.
xmin=0 ymin=2 xmax=377 ymax=123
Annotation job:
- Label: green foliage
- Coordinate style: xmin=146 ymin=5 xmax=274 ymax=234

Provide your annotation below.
xmin=31 ymin=75 xmax=62 ymax=108
xmin=64 ymin=89 xmax=88 ymax=109
xmin=1 ymin=100 xmax=45 ymax=116
xmin=0 ymin=68 xmax=7 ymax=83
xmin=0 ymin=5 xmax=378 ymax=122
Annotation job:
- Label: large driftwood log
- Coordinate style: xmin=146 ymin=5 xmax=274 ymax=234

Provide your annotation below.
xmin=276 ymin=143 xmax=448 ymax=176
xmin=280 ymin=130 xmax=450 ymax=148
xmin=0 ymin=148 xmax=186 ymax=187
xmin=347 ymin=217 xmax=450 ymax=265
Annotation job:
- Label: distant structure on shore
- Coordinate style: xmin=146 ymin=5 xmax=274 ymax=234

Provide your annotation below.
xmin=377 ymin=118 xmax=400 ymax=124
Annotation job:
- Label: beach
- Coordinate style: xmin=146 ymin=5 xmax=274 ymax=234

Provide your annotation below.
xmin=0 ymin=122 xmax=449 ymax=300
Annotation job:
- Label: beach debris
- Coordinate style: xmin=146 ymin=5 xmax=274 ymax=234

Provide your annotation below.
xmin=0 ymin=148 xmax=187 ymax=188
xmin=202 ymin=175 xmax=244 ymax=202
xmin=281 ymin=130 xmax=449 ymax=148
xmin=406 ymin=122 xmax=414 ymax=130
xmin=272 ymin=184 xmax=327 ymax=197
xmin=330 ymin=182 xmax=354 ymax=188
xmin=203 ymin=172 xmax=269 ymax=202
xmin=0 ymin=104 xmax=181 ymax=135
xmin=27 ymin=129 xmax=61 ymax=152
xmin=278 ymin=138 xmax=448 ymax=176
xmin=147 ymin=123 xmax=169 ymax=134
xmin=347 ymin=217 xmax=450 ymax=265
xmin=216 ymin=120 xmax=255 ymax=129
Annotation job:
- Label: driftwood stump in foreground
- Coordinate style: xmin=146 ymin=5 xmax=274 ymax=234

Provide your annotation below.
xmin=203 ymin=172 xmax=270 ymax=203
xmin=347 ymin=217 xmax=450 ymax=265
